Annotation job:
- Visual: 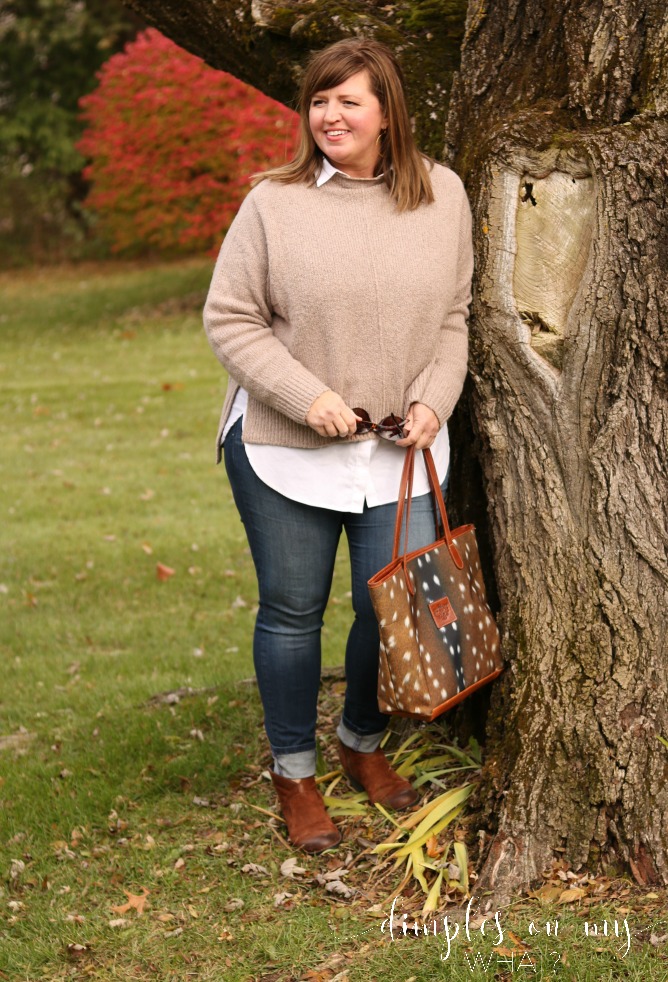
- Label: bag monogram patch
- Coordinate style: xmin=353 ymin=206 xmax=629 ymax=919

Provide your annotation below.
xmin=429 ymin=596 xmax=457 ymax=628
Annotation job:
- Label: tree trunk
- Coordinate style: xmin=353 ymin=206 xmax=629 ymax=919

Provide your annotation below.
xmin=446 ymin=0 xmax=668 ymax=900
xmin=123 ymin=0 xmax=668 ymax=899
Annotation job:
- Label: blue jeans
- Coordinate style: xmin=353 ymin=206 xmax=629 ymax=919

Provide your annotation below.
xmin=223 ymin=418 xmax=447 ymax=778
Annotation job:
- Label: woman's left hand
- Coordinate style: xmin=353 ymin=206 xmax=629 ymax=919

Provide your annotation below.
xmin=395 ymin=402 xmax=440 ymax=450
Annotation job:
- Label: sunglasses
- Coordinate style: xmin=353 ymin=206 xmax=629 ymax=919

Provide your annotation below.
xmin=353 ymin=408 xmax=406 ymax=441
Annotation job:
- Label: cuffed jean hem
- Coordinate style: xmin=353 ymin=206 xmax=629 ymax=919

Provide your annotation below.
xmin=273 ymin=749 xmax=317 ymax=780
xmin=337 ymin=719 xmax=385 ymax=753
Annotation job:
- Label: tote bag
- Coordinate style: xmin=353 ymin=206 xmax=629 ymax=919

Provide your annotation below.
xmin=368 ymin=446 xmax=503 ymax=721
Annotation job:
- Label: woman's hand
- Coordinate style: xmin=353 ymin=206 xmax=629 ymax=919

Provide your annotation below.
xmin=396 ymin=402 xmax=440 ymax=450
xmin=306 ymin=390 xmax=359 ymax=438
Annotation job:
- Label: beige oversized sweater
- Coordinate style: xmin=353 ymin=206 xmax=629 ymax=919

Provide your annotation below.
xmin=203 ymin=162 xmax=472 ymax=456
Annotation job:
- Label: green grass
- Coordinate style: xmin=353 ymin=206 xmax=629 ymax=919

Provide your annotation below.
xmin=1 ymin=259 xmax=667 ymax=981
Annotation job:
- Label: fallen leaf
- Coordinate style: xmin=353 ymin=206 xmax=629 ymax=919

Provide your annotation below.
xmin=241 ymin=863 xmax=269 ymax=876
xmin=629 ymin=857 xmax=648 ymax=887
xmin=558 ymin=887 xmax=586 ymax=903
xmin=325 ymin=880 xmax=354 ymax=899
xmin=111 ymin=887 xmax=150 ymax=916
xmin=108 ymin=918 xmax=127 ymax=928
xmin=174 ymin=857 xmax=186 ymax=870
xmin=312 ymin=954 xmax=348 ymax=974
xmin=531 ymin=883 xmax=563 ymax=903
xmin=9 ymin=860 xmax=25 ymax=880
xmin=141 ymin=542 xmax=153 ymax=555
xmin=425 ymin=835 xmax=443 ymax=858
xmin=318 ymin=868 xmax=348 ymax=882
xmin=0 ymin=731 xmax=36 ymax=752
xmin=156 ymin=563 xmax=175 ymax=581
xmin=223 ymin=898 xmax=244 ymax=912
xmin=274 ymin=891 xmax=294 ymax=907
xmin=507 ymin=930 xmax=529 ymax=950
xmin=281 ymin=857 xmax=307 ymax=879
xmin=66 ymin=943 xmax=90 ymax=960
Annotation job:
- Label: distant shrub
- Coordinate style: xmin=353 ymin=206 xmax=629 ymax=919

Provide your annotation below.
xmin=78 ymin=29 xmax=297 ymax=254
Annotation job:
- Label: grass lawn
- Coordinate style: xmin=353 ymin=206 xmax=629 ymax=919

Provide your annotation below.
xmin=1 ymin=259 xmax=667 ymax=981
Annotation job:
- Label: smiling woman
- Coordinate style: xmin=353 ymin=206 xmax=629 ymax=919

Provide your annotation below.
xmin=203 ymin=37 xmax=473 ymax=855
xmin=308 ymin=71 xmax=387 ymax=179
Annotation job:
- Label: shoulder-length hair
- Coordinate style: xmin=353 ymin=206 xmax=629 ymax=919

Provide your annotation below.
xmin=253 ymin=38 xmax=434 ymax=211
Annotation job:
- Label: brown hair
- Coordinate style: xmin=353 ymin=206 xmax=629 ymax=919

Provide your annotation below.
xmin=253 ymin=38 xmax=434 ymax=211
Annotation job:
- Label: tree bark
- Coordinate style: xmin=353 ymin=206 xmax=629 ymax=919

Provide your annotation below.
xmin=123 ymin=0 xmax=668 ymax=899
xmin=445 ymin=0 xmax=668 ymax=901
xmin=121 ymin=0 xmax=467 ymax=155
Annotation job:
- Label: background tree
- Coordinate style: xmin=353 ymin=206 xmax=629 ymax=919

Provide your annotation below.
xmin=122 ymin=0 xmax=668 ymax=900
xmin=77 ymin=29 xmax=297 ymax=255
xmin=0 ymin=0 xmax=140 ymax=264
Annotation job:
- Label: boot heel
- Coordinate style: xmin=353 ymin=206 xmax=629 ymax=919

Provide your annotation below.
xmin=337 ymin=740 xmax=419 ymax=810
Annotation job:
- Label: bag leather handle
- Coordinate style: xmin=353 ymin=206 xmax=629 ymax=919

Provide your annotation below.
xmin=392 ymin=448 xmax=464 ymax=589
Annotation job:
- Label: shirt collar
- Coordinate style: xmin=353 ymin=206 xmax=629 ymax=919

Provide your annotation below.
xmin=315 ymin=156 xmax=384 ymax=186
xmin=315 ymin=156 xmax=343 ymax=187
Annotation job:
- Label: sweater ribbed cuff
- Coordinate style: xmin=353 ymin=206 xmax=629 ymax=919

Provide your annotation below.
xmin=268 ymin=372 xmax=331 ymax=425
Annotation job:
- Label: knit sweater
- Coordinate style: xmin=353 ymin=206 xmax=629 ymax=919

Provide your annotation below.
xmin=203 ymin=162 xmax=472 ymax=454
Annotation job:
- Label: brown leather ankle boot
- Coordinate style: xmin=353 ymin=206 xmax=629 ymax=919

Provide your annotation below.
xmin=337 ymin=739 xmax=419 ymax=810
xmin=270 ymin=771 xmax=341 ymax=853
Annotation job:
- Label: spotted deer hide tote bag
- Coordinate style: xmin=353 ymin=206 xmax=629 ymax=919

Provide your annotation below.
xmin=368 ymin=446 xmax=503 ymax=721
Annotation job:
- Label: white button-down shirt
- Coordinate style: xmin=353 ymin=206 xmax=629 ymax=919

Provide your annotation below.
xmin=222 ymin=158 xmax=450 ymax=511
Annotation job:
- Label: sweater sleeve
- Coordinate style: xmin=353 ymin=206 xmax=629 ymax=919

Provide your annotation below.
xmin=203 ymin=190 xmax=330 ymax=425
xmin=404 ymin=188 xmax=472 ymax=425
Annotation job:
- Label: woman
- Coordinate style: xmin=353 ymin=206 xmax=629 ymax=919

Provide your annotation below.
xmin=204 ymin=38 xmax=473 ymax=853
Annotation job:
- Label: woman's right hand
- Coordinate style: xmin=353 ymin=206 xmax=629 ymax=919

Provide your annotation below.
xmin=306 ymin=391 xmax=359 ymax=438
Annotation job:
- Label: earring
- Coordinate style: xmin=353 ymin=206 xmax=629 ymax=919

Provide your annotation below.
xmin=376 ymin=129 xmax=387 ymax=147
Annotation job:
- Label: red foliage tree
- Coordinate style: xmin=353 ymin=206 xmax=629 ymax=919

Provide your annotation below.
xmin=78 ymin=28 xmax=297 ymax=253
